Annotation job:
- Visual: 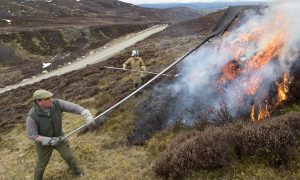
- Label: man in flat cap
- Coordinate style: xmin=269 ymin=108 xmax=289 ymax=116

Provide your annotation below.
xmin=26 ymin=89 xmax=95 ymax=180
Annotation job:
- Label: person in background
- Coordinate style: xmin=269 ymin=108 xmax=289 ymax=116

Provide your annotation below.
xmin=123 ymin=49 xmax=146 ymax=89
xmin=26 ymin=89 xmax=94 ymax=180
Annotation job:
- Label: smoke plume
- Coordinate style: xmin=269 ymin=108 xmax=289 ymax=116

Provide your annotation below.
xmin=168 ymin=1 xmax=300 ymax=124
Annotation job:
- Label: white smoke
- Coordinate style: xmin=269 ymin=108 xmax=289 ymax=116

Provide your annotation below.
xmin=168 ymin=1 xmax=300 ymax=123
xmin=275 ymin=1 xmax=300 ymax=69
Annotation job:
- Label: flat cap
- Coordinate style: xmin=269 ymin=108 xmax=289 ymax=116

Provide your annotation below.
xmin=33 ymin=89 xmax=53 ymax=100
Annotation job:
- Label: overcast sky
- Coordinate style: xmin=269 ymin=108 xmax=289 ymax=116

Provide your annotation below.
xmin=120 ymin=0 xmax=272 ymax=4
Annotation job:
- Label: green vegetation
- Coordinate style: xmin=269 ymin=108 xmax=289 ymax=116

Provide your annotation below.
xmin=273 ymin=102 xmax=300 ymax=116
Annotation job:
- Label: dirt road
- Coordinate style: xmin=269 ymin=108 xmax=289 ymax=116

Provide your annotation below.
xmin=0 ymin=25 xmax=168 ymax=94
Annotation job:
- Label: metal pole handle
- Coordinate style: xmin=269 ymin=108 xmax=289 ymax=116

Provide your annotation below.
xmin=104 ymin=66 xmax=174 ymax=77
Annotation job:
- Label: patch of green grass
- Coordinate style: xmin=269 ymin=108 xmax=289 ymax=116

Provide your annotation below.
xmin=7 ymin=41 xmax=49 ymax=61
xmin=146 ymin=124 xmax=191 ymax=157
xmin=146 ymin=130 xmax=177 ymax=157
xmin=79 ymin=92 xmax=114 ymax=110
xmin=273 ymin=102 xmax=300 ymax=116
xmin=59 ymin=28 xmax=82 ymax=43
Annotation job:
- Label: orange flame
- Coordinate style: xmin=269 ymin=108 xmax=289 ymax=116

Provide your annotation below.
xmin=245 ymin=32 xmax=285 ymax=71
xmin=216 ymin=7 xmax=292 ymax=123
xmin=218 ymin=29 xmax=289 ymax=122
xmin=275 ymin=73 xmax=289 ymax=104
xmin=258 ymin=100 xmax=270 ymax=121
xmin=250 ymin=98 xmax=255 ymax=122
xmin=219 ymin=59 xmax=243 ymax=84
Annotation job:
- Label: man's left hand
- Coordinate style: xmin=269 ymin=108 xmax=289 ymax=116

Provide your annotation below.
xmin=49 ymin=136 xmax=62 ymax=146
xmin=42 ymin=136 xmax=62 ymax=146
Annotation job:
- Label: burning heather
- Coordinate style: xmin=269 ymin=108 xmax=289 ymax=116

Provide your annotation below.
xmin=170 ymin=1 xmax=300 ymax=123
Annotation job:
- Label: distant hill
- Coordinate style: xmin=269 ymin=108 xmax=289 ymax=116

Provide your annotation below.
xmin=139 ymin=1 xmax=267 ymax=10
xmin=0 ymin=0 xmax=202 ymax=30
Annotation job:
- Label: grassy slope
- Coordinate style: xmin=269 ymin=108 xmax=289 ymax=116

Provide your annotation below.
xmin=0 ymin=96 xmax=154 ymax=179
xmin=2 ymin=100 xmax=299 ymax=179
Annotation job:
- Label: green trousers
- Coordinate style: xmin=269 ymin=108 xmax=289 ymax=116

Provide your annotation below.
xmin=34 ymin=141 xmax=81 ymax=180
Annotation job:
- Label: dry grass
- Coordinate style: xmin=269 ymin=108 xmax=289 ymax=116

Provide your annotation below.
xmin=0 ymin=94 xmax=161 ymax=179
xmin=186 ymin=160 xmax=300 ymax=180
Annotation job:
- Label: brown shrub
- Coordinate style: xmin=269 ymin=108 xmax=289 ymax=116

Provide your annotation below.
xmin=154 ymin=112 xmax=300 ymax=179
xmin=238 ymin=112 xmax=300 ymax=166
xmin=167 ymin=131 xmax=198 ymax=149
xmin=154 ymin=126 xmax=236 ymax=178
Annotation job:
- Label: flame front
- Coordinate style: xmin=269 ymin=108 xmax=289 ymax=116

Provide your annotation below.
xmin=178 ymin=2 xmax=299 ymax=124
xmin=275 ymin=73 xmax=289 ymax=104
xmin=258 ymin=100 xmax=270 ymax=121
xmin=216 ymin=10 xmax=291 ymax=122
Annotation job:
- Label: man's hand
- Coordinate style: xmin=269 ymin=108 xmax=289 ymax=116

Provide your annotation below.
xmin=49 ymin=137 xmax=62 ymax=146
xmin=41 ymin=136 xmax=62 ymax=146
xmin=81 ymin=109 xmax=94 ymax=125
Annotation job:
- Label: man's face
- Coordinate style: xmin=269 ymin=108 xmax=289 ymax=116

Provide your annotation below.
xmin=37 ymin=97 xmax=53 ymax=109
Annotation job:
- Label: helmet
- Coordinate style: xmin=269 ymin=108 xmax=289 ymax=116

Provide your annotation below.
xmin=131 ymin=50 xmax=139 ymax=57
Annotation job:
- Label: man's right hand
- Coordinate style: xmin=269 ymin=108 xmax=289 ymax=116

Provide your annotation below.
xmin=41 ymin=136 xmax=62 ymax=146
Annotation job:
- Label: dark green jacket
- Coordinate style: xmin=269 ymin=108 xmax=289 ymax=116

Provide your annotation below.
xmin=28 ymin=100 xmax=63 ymax=137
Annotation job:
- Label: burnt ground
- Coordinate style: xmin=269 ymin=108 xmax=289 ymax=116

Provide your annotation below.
xmin=289 ymin=58 xmax=300 ymax=101
xmin=0 ymin=10 xmax=225 ymax=132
